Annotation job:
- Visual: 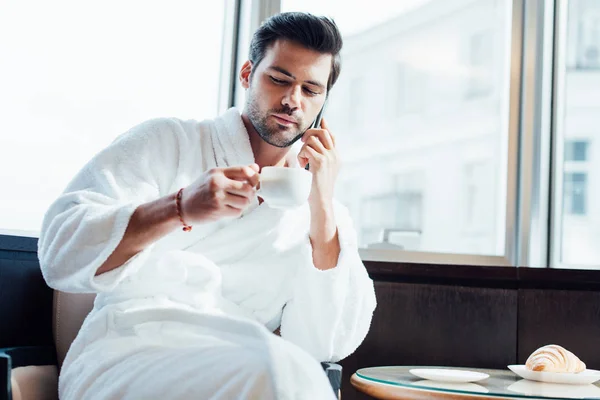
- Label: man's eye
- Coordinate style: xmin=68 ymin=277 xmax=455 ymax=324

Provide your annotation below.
xmin=270 ymin=77 xmax=287 ymax=85
xmin=303 ymin=87 xmax=318 ymax=96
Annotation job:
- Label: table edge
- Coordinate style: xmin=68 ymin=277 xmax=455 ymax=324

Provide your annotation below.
xmin=350 ymin=373 xmax=521 ymax=400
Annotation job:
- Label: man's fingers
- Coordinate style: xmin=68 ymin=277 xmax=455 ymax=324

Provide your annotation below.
xmin=304 ymin=146 xmax=321 ymax=163
xmin=321 ymin=118 xmax=336 ymax=146
xmin=226 ymin=181 xmax=256 ymax=198
xmin=298 ymin=146 xmax=322 ymax=168
xmin=223 ymin=165 xmax=257 ymax=179
xmin=223 ymin=204 xmax=244 ymax=217
xmin=223 ymin=165 xmax=259 ymax=187
xmin=223 ymin=192 xmax=251 ymax=209
xmin=297 ymin=153 xmax=309 ymax=168
xmin=306 ymin=135 xmax=328 ymax=154
xmin=249 ymin=163 xmax=260 ymax=172
xmin=302 ymin=128 xmax=334 ymax=150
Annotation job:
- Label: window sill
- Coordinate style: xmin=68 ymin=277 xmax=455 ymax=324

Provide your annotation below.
xmin=365 ymin=261 xmax=600 ymax=291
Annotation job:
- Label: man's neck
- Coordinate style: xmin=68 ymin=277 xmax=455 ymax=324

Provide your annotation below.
xmin=241 ymin=113 xmax=290 ymax=168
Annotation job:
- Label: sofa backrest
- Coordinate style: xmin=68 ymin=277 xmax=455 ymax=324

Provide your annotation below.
xmin=0 ymin=255 xmax=53 ymax=349
xmin=52 ymin=291 xmax=95 ymax=367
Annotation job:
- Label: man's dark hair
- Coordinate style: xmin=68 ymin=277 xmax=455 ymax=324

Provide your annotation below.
xmin=249 ymin=12 xmax=343 ymax=91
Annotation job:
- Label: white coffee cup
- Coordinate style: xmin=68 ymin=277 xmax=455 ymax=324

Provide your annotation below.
xmin=257 ymin=167 xmax=312 ymax=209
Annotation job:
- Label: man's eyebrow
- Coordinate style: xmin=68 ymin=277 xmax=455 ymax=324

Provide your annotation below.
xmin=268 ymin=66 xmax=326 ymax=90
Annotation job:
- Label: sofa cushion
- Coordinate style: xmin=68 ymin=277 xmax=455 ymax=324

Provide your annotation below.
xmin=53 ymin=291 xmax=95 ymax=367
xmin=11 ymin=365 xmax=58 ymax=400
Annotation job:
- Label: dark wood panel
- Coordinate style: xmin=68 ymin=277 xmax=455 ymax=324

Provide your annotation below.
xmin=518 ymin=289 xmax=600 ymax=368
xmin=342 ymin=281 xmax=518 ymax=399
xmin=365 ymin=261 xmax=518 ymax=289
xmin=365 ymin=263 xmax=600 ymax=291
xmin=518 ymin=267 xmax=600 ymax=291
xmin=0 ymin=258 xmax=53 ymax=348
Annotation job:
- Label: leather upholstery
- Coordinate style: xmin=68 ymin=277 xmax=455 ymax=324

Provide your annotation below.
xmin=10 ymin=365 xmax=59 ymax=400
xmin=52 ymin=291 xmax=95 ymax=367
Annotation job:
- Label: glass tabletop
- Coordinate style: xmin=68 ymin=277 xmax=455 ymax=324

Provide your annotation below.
xmin=355 ymin=366 xmax=600 ymax=399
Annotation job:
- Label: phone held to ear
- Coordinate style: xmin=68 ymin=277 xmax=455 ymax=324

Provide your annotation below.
xmin=311 ymin=102 xmax=326 ymax=129
xmin=305 ymin=102 xmax=327 ymax=171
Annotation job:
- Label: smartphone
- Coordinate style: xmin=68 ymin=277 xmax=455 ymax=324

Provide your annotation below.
xmin=305 ymin=101 xmax=327 ymax=170
xmin=311 ymin=101 xmax=327 ymax=129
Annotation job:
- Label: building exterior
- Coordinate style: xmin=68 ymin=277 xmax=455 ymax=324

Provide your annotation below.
xmin=327 ymin=0 xmax=599 ymax=264
xmin=562 ymin=0 xmax=600 ymax=265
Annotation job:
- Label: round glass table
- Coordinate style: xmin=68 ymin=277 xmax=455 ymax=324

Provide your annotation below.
xmin=351 ymin=366 xmax=600 ymax=400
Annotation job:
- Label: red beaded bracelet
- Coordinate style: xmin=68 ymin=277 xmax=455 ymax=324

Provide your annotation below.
xmin=176 ymin=188 xmax=192 ymax=232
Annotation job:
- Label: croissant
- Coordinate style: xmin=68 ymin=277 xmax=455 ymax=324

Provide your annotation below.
xmin=525 ymin=345 xmax=586 ymax=373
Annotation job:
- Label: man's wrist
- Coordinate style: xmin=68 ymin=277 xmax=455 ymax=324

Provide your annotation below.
xmin=309 ymin=200 xmax=337 ymax=243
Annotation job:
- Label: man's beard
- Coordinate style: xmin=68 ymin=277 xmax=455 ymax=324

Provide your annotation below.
xmin=246 ymin=91 xmax=307 ymax=148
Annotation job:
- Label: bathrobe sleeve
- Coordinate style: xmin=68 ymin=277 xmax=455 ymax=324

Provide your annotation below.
xmin=38 ymin=118 xmax=185 ymax=293
xmin=279 ymin=201 xmax=377 ymax=362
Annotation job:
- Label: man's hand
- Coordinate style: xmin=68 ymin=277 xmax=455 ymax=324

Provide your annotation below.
xmin=297 ymin=119 xmax=340 ymax=208
xmin=297 ymin=119 xmax=341 ymax=270
xmin=181 ymin=164 xmax=259 ymax=223
xmin=96 ymin=164 xmax=259 ymax=276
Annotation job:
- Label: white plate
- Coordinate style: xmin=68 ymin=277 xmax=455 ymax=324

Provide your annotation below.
xmin=409 ymin=368 xmax=490 ymax=383
xmin=508 ymin=365 xmax=600 ymax=385
xmin=508 ymin=379 xmax=600 ymax=398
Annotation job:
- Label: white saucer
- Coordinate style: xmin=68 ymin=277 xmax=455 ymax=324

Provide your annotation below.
xmin=508 ymin=379 xmax=600 ymax=398
xmin=409 ymin=368 xmax=490 ymax=383
xmin=508 ymin=365 xmax=600 ymax=385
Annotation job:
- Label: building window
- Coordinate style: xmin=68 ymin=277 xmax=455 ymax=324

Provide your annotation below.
xmin=348 ymin=76 xmax=365 ymax=125
xmin=282 ymin=0 xmax=511 ymax=258
xmin=576 ymin=15 xmax=600 ymax=69
xmin=563 ymin=172 xmax=587 ymax=215
xmin=465 ymin=30 xmax=494 ymax=98
xmin=555 ymin=0 xmax=600 ymax=266
xmin=564 ymin=140 xmax=589 ymax=162
xmin=396 ymin=63 xmax=426 ymax=115
xmin=462 ymin=162 xmax=494 ymax=232
xmin=360 ymin=192 xmax=423 ymax=249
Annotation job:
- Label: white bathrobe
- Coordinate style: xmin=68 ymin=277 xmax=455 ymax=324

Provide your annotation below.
xmin=38 ymin=108 xmax=376 ymax=400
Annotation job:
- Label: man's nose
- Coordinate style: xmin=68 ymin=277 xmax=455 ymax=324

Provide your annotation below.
xmin=282 ymin=85 xmax=302 ymax=111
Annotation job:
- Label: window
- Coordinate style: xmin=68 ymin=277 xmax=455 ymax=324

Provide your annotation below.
xmin=396 ymin=63 xmax=427 ymax=114
xmin=563 ymin=173 xmax=587 ymax=216
xmin=555 ymin=0 xmax=600 ymax=267
xmin=564 ymin=140 xmax=589 ymax=162
xmin=463 ymin=162 xmax=494 ymax=231
xmin=360 ymin=192 xmax=423 ymax=250
xmin=0 ymin=1 xmax=226 ymax=235
xmin=348 ymin=76 xmax=365 ymax=126
xmin=465 ymin=30 xmax=494 ymax=98
xmin=282 ymin=0 xmax=513 ymax=258
xmin=572 ymin=0 xmax=600 ymax=69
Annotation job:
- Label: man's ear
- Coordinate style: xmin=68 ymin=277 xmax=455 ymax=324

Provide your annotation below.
xmin=239 ymin=60 xmax=253 ymax=89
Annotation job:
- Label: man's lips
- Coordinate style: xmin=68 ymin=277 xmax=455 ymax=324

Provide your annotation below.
xmin=272 ymin=114 xmax=297 ymax=125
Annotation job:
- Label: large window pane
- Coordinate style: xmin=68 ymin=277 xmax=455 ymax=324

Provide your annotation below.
xmin=0 ymin=1 xmax=225 ymax=235
xmin=281 ymin=0 xmax=512 ymax=255
xmin=557 ymin=0 xmax=600 ymax=266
